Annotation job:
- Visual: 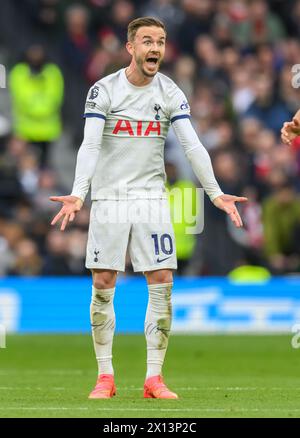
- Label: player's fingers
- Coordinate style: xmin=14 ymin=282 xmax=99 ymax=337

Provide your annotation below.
xmin=49 ymin=196 xmax=65 ymax=202
xmin=51 ymin=210 xmax=64 ymax=226
xmin=234 ymin=196 xmax=248 ymax=203
xmin=281 ymin=130 xmax=291 ymax=143
xmin=234 ymin=209 xmax=243 ymax=227
xmin=69 ymin=212 xmax=75 ymax=222
xmin=293 ymin=117 xmax=300 ymax=126
xmin=282 ymin=134 xmax=291 ymax=144
xmin=60 ymin=214 xmax=69 ymax=231
xmin=229 ymin=211 xmax=239 ymax=227
xmin=230 ymin=210 xmax=242 ymax=228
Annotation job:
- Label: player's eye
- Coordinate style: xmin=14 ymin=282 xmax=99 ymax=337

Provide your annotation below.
xmin=144 ymin=41 xmax=151 ymax=46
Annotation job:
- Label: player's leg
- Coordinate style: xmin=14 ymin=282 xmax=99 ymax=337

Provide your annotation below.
xmin=144 ymin=268 xmax=173 ymax=379
xmin=128 ymin=199 xmax=178 ymax=398
xmin=91 ymin=269 xmax=118 ymax=375
xmin=142 ymin=268 xmax=178 ymax=399
xmin=86 ymin=200 xmax=130 ymax=398
xmin=89 ymin=269 xmax=118 ymax=399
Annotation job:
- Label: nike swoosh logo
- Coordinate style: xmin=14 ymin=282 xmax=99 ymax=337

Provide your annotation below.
xmin=156 ymin=256 xmax=171 ymax=263
xmin=111 ymin=109 xmax=126 ymax=113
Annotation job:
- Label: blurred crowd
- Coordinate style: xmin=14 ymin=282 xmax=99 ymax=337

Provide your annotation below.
xmin=1 ymin=0 xmax=300 ymax=277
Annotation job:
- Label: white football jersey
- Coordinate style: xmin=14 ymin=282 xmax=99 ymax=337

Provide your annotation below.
xmin=83 ymin=68 xmax=190 ymax=200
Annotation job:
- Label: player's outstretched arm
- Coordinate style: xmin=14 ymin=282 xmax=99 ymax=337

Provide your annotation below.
xmin=49 ymin=117 xmax=105 ymax=231
xmin=172 ymin=117 xmax=247 ymax=228
xmin=281 ymin=109 xmax=300 ymax=145
xmin=50 ymin=195 xmax=83 ymax=231
xmin=212 ymin=194 xmax=248 ymax=228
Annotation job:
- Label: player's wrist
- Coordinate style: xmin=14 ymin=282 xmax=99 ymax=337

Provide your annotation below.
xmin=70 ymin=193 xmax=85 ymax=205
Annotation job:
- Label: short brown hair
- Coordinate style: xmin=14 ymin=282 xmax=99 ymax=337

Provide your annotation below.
xmin=127 ymin=17 xmax=166 ymax=42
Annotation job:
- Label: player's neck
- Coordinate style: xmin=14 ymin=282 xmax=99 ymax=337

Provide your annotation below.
xmin=125 ymin=65 xmax=154 ymax=87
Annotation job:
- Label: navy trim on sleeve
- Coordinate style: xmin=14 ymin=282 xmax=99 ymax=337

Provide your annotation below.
xmin=83 ymin=113 xmax=106 ymax=120
xmin=170 ymin=114 xmax=191 ymax=124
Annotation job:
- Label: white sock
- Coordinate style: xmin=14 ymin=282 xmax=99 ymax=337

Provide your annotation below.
xmin=144 ymin=282 xmax=173 ymax=379
xmin=90 ymin=286 xmax=115 ymax=376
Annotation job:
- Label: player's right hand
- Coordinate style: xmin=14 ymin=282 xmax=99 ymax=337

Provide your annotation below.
xmin=49 ymin=195 xmax=83 ymax=231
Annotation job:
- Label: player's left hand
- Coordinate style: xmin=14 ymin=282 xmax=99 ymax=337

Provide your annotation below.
xmin=213 ymin=194 xmax=248 ymax=228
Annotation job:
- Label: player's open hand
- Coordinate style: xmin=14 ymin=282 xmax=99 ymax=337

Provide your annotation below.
xmin=49 ymin=195 xmax=83 ymax=231
xmin=281 ymin=111 xmax=300 ymax=145
xmin=213 ymin=194 xmax=248 ymax=228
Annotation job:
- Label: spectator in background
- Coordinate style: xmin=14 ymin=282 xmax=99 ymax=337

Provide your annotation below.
xmin=18 ymin=152 xmax=40 ymax=196
xmin=42 ymin=229 xmax=72 ymax=276
xmin=262 ymin=179 xmax=300 ymax=274
xmin=230 ymin=66 xmax=255 ymax=114
xmin=109 ymin=0 xmax=135 ymax=42
xmin=243 ymin=71 xmax=291 ymax=136
xmin=177 ymin=0 xmax=214 ymax=55
xmin=140 ymin=0 xmax=184 ymax=42
xmin=63 ymin=5 xmax=92 ymax=75
xmin=194 ymin=35 xmax=226 ymax=87
xmin=67 ymin=229 xmax=89 ymax=275
xmin=0 ymin=222 xmax=25 ymax=277
xmin=289 ymin=0 xmax=300 ymax=38
xmin=0 ymin=138 xmax=25 ymax=217
xmin=173 ymin=55 xmax=196 ymax=100
xmin=232 ymin=0 xmax=286 ymax=49
xmin=9 ymin=44 xmax=64 ymax=167
xmin=9 ymin=237 xmax=43 ymax=276
xmin=0 ymin=219 xmax=15 ymax=276
xmin=33 ymin=168 xmax=64 ymax=213
xmin=62 ymin=4 xmax=91 ymax=144
xmin=86 ymin=30 xmax=121 ymax=83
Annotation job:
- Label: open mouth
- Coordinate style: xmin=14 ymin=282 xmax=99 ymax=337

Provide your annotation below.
xmin=145 ymin=57 xmax=159 ymax=67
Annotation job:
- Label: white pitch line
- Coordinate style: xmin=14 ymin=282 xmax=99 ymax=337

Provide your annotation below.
xmin=0 ymin=370 xmax=85 ymax=375
xmin=0 ymin=387 xmax=67 ymax=391
xmin=1 ymin=386 xmax=300 ymax=392
xmin=0 ymin=407 xmax=300 ymax=413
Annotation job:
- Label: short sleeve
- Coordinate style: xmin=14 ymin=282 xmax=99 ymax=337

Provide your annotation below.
xmin=83 ymin=82 xmax=110 ymax=120
xmin=168 ymin=84 xmax=191 ymax=124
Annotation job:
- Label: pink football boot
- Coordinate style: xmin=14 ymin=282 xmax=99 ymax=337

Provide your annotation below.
xmin=144 ymin=375 xmax=178 ymax=399
xmin=88 ymin=374 xmax=116 ymax=399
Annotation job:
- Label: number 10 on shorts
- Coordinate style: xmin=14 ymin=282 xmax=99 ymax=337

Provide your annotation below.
xmin=151 ymin=233 xmax=173 ymax=256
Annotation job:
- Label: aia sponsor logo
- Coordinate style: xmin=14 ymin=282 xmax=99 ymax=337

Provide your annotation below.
xmin=112 ymin=120 xmax=161 ymax=136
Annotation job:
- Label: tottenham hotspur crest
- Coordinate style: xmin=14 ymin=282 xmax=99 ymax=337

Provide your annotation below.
xmin=154 ymin=104 xmax=161 ymax=120
xmin=94 ymin=249 xmax=100 ymax=262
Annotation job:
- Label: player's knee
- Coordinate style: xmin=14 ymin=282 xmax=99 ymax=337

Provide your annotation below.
xmin=145 ymin=269 xmax=173 ymax=285
xmin=92 ymin=270 xmax=117 ymax=289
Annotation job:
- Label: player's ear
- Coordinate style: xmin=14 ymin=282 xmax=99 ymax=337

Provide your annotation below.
xmin=126 ymin=41 xmax=133 ymax=56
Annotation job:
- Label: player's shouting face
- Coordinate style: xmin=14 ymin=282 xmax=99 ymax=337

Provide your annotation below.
xmin=126 ymin=26 xmax=166 ymax=78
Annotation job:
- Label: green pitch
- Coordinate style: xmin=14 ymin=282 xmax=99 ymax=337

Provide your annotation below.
xmin=0 ymin=334 xmax=300 ymax=418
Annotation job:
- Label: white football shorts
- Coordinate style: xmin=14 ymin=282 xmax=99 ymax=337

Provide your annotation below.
xmin=85 ymin=198 xmax=177 ymax=272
